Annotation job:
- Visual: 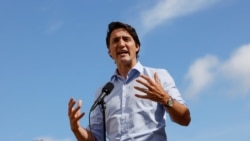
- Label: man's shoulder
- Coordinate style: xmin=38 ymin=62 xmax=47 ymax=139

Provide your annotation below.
xmin=142 ymin=66 xmax=172 ymax=79
xmin=143 ymin=65 xmax=168 ymax=73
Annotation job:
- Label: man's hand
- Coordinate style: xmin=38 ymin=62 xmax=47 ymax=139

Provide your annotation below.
xmin=134 ymin=73 xmax=191 ymax=126
xmin=134 ymin=73 xmax=169 ymax=105
xmin=68 ymin=98 xmax=85 ymax=131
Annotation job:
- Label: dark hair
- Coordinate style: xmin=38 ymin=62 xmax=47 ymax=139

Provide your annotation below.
xmin=106 ymin=21 xmax=141 ymax=58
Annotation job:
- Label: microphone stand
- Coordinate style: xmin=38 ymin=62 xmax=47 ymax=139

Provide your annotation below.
xmin=100 ymin=99 xmax=107 ymax=141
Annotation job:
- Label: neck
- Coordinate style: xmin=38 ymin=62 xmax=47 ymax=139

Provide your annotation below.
xmin=116 ymin=60 xmax=137 ymax=78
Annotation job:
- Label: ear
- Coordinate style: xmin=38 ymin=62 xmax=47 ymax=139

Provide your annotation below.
xmin=108 ymin=49 xmax=113 ymax=58
xmin=136 ymin=44 xmax=140 ymax=52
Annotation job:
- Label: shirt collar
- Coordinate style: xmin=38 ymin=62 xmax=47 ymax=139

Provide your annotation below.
xmin=110 ymin=61 xmax=144 ymax=81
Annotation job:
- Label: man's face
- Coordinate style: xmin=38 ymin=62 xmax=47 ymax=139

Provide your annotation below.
xmin=108 ymin=28 xmax=139 ymax=65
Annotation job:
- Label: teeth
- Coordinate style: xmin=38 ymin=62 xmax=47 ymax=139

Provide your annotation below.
xmin=118 ymin=51 xmax=128 ymax=54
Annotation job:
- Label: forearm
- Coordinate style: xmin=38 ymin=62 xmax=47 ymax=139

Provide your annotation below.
xmin=72 ymin=126 xmax=96 ymax=141
xmin=166 ymin=100 xmax=191 ymax=126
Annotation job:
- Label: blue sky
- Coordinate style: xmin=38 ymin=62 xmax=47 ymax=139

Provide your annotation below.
xmin=1 ymin=0 xmax=250 ymax=141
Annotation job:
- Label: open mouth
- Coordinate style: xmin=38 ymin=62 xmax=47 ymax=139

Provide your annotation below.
xmin=117 ymin=51 xmax=129 ymax=56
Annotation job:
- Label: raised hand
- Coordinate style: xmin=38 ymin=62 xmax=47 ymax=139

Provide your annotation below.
xmin=134 ymin=73 xmax=169 ymax=105
xmin=68 ymin=98 xmax=85 ymax=131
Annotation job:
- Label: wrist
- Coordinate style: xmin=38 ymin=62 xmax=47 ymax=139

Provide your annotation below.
xmin=163 ymin=96 xmax=174 ymax=107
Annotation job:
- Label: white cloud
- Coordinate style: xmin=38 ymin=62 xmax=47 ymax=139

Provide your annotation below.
xmin=185 ymin=43 xmax=250 ymax=99
xmin=220 ymin=44 xmax=250 ymax=89
xmin=33 ymin=136 xmax=72 ymax=141
xmin=218 ymin=44 xmax=250 ymax=96
xmin=139 ymin=0 xmax=221 ymax=32
xmin=185 ymin=55 xmax=219 ymax=98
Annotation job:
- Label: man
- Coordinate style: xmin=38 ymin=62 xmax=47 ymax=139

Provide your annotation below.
xmin=68 ymin=21 xmax=191 ymax=141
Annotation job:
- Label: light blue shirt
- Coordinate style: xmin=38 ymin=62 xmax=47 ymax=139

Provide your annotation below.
xmin=88 ymin=62 xmax=186 ymax=141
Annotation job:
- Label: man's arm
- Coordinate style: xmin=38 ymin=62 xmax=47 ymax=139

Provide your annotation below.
xmin=71 ymin=126 xmax=96 ymax=141
xmin=163 ymin=97 xmax=191 ymax=126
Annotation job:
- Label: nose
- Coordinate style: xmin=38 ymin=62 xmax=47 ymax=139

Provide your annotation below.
xmin=117 ymin=38 xmax=126 ymax=47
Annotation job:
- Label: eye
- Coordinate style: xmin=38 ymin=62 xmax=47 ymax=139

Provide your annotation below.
xmin=111 ymin=37 xmax=119 ymax=44
xmin=122 ymin=36 xmax=131 ymax=42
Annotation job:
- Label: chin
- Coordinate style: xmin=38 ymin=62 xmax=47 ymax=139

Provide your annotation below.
xmin=118 ymin=58 xmax=132 ymax=64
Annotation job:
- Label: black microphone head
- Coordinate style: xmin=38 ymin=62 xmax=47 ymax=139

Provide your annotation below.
xmin=102 ymin=82 xmax=114 ymax=94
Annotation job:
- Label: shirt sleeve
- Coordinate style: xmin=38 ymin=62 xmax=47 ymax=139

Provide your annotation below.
xmin=157 ymin=69 xmax=186 ymax=105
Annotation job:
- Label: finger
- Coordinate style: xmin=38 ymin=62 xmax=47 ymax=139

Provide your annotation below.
xmin=140 ymin=74 xmax=155 ymax=84
xmin=71 ymin=104 xmax=82 ymax=117
xmin=136 ymin=76 xmax=150 ymax=88
xmin=134 ymin=86 xmax=148 ymax=94
xmin=68 ymin=98 xmax=76 ymax=108
xmin=77 ymin=112 xmax=85 ymax=120
xmin=72 ymin=112 xmax=85 ymax=122
xmin=134 ymin=94 xmax=149 ymax=99
xmin=136 ymin=75 xmax=156 ymax=88
xmin=76 ymin=100 xmax=82 ymax=116
xmin=78 ymin=99 xmax=82 ymax=107
xmin=154 ymin=73 xmax=160 ymax=84
xmin=68 ymin=98 xmax=76 ymax=115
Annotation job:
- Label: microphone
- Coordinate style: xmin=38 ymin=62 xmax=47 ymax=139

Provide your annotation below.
xmin=90 ymin=82 xmax=114 ymax=112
